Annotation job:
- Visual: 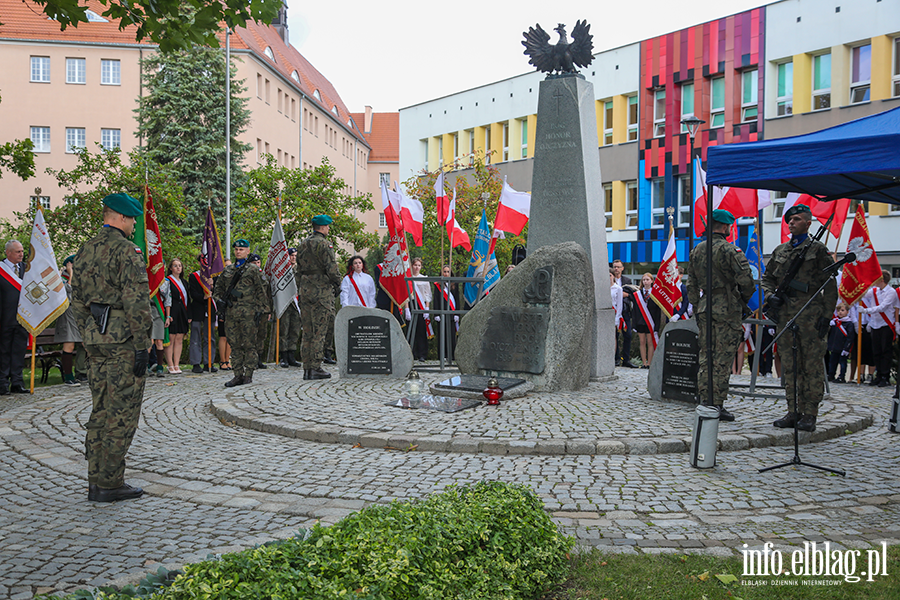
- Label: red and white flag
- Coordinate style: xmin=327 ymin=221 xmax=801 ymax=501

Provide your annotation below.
xmin=397 ymin=182 xmax=424 ymax=247
xmin=445 ymin=188 xmax=472 ymax=251
xmin=838 ymin=205 xmax=882 ymax=306
xmin=494 ymin=178 xmax=531 ymax=236
xmin=434 ymin=171 xmax=450 ymax=226
xmin=649 ymin=228 xmax=682 ymax=319
xmin=779 ymin=193 xmax=851 ymax=243
xmin=693 ymin=158 xmax=770 ymax=242
xmin=378 ymin=179 xmax=412 ymax=308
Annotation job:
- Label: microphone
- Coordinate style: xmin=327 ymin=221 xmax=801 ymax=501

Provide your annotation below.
xmin=822 ymin=252 xmax=856 ymax=274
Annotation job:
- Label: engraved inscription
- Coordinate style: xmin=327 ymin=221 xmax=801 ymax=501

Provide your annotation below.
xmin=523 ymin=266 xmax=553 ymax=304
xmin=347 ymin=315 xmax=392 ymax=374
xmin=661 ymin=328 xmax=699 ymax=402
xmin=476 ymin=306 xmax=549 ymax=374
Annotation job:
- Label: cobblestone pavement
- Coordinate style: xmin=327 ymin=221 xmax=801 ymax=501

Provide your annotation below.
xmin=1 ymin=366 xmax=898 ymax=598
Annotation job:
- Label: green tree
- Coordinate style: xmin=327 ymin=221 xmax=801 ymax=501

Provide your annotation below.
xmin=401 ymin=152 xmax=527 ymax=280
xmin=136 ymin=45 xmax=251 ymax=239
xmin=234 ymin=156 xmax=378 ymax=263
xmin=0 ymin=145 xmax=193 ymax=269
xmin=0 ymin=92 xmax=35 ymax=181
xmin=9 ymin=0 xmax=280 ymax=52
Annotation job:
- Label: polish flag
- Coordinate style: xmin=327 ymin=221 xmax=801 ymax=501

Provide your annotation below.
xmin=445 ymin=188 xmax=471 ymax=251
xmin=779 ymin=193 xmax=851 ymax=243
xmin=494 ymin=178 xmax=531 ymax=236
xmin=381 ymin=178 xmax=403 ymax=232
xmin=650 ymin=227 xmax=682 ymax=319
xmin=692 ymin=158 xmax=772 ymax=242
xmin=434 ymin=171 xmax=450 ymax=225
xmin=397 ymin=182 xmax=424 ymax=247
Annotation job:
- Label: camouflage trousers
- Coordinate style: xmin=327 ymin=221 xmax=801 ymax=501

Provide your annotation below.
xmin=279 ymin=304 xmax=301 ymax=353
xmin=226 ymin=310 xmax=259 ymax=378
xmin=84 ymin=343 xmax=146 ymax=489
xmin=697 ymin=316 xmax=742 ymax=407
xmin=257 ymin=318 xmax=269 ymax=361
xmin=300 ymin=287 xmax=335 ymax=369
xmin=777 ymin=320 xmax=827 ymax=416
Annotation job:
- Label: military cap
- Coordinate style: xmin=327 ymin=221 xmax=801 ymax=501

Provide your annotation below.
xmin=783 ymin=203 xmax=812 ymax=221
xmin=62 ymin=254 xmax=76 ymax=267
xmin=311 ymin=214 xmax=333 ymax=227
xmin=711 ymin=209 xmax=735 ymax=225
xmin=233 ymin=239 xmax=250 ymax=248
xmin=248 ymin=253 xmax=262 ymax=262
xmin=102 ymin=193 xmax=143 ymax=218
xmin=287 ymin=247 xmax=297 ymax=255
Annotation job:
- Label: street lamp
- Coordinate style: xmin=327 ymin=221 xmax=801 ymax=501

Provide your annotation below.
xmin=681 ymin=116 xmax=705 ymax=250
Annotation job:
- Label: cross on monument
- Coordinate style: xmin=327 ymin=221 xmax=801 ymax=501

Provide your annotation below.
xmin=553 ymin=88 xmax=564 ymax=116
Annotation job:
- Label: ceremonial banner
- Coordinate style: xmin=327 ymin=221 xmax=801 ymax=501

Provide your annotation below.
xmin=378 ymin=179 xmax=412 ymax=307
xmin=130 ymin=186 xmax=167 ymax=342
xmin=463 ymin=210 xmax=497 ymax=306
xmin=745 ymin=226 xmax=765 ymax=312
xmin=839 ymin=205 xmax=882 ymax=306
xmin=17 ymin=208 xmax=68 ymax=335
xmin=649 ymin=227 xmax=681 ymax=319
xmin=265 ymin=216 xmax=298 ymax=320
xmin=445 ymin=188 xmax=471 ymax=251
xmin=199 ymin=206 xmax=225 ymax=294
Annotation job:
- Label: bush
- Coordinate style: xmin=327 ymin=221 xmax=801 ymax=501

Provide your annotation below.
xmin=41 ymin=481 xmax=573 ymax=600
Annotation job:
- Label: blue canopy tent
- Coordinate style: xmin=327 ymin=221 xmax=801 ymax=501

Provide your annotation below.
xmin=706 ymin=105 xmax=900 ymax=204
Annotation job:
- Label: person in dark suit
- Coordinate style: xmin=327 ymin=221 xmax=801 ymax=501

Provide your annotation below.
xmin=188 ymin=258 xmax=218 ymax=374
xmin=612 ymin=259 xmax=637 ymax=368
xmin=0 ymin=240 xmax=29 ymax=395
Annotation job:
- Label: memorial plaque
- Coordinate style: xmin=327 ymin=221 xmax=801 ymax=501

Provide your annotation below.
xmin=476 ymin=306 xmax=549 ymax=374
xmin=661 ymin=327 xmax=699 ymax=402
xmin=347 ymin=315 xmax=392 ymax=374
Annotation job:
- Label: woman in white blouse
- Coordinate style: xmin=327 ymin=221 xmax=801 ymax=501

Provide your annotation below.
xmin=340 ymin=255 xmax=377 ymax=308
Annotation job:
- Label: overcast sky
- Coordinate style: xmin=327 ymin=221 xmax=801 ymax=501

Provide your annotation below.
xmin=286 ymin=0 xmax=767 ymax=113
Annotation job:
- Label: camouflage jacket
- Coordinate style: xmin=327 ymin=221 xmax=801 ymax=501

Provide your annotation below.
xmin=213 ymin=260 xmax=270 ymax=317
xmin=687 ymin=232 xmax=755 ymax=321
xmin=296 ymin=231 xmax=341 ymax=288
xmin=71 ymin=226 xmax=153 ymax=351
xmin=761 ymin=237 xmax=836 ymax=322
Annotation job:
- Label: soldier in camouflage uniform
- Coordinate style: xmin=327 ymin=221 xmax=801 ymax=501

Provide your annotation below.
xmin=248 ymin=253 xmax=271 ymax=369
xmin=213 ymin=240 xmax=269 ymax=387
xmin=297 ymin=215 xmax=342 ymax=380
xmin=762 ymin=204 xmax=836 ymax=432
xmin=279 ymin=248 xmax=302 ymax=368
xmin=71 ymin=193 xmax=152 ymax=503
xmin=687 ymin=209 xmax=755 ymax=422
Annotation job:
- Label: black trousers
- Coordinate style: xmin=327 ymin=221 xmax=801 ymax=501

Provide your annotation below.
xmin=871 ymin=326 xmax=894 ymax=380
xmin=616 ymin=325 xmax=633 ymax=364
xmin=412 ymin=315 xmax=429 ymax=360
xmin=0 ymin=324 xmax=28 ymax=390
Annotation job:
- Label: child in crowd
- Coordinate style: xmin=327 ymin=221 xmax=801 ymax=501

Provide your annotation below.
xmin=827 ymin=302 xmax=855 ymax=383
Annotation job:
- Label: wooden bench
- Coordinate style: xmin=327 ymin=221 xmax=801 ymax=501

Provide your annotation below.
xmin=24 ymin=327 xmax=63 ymax=384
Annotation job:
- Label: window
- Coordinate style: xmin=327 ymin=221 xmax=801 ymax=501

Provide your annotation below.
xmin=65 ymin=128 xmax=85 ymax=153
xmin=331 ymin=106 xmax=339 ymax=116
xmin=604 ymin=183 xmax=613 ymax=229
xmin=265 ymin=79 xmax=270 ymax=104
xmin=101 ymin=128 xmax=120 ymax=151
xmin=453 ymin=133 xmax=459 ymax=161
xmin=85 ymin=10 xmax=108 ymax=22
xmin=264 ymin=47 xmax=275 ymax=61
xmin=485 ymin=125 xmax=492 ymax=164
xmin=680 ymin=83 xmax=694 ymax=133
xmin=650 ymin=178 xmax=665 ymax=228
xmin=30 ymin=127 xmax=50 ymax=152
xmin=768 ymin=191 xmax=789 ymax=221
xmin=30 ymin=196 xmax=51 ymax=211
xmin=850 ymin=44 xmax=871 ymax=104
xmin=812 ymin=53 xmax=831 ymax=110
xmin=893 ymin=38 xmax=900 ymax=97
xmin=520 ymin=118 xmax=528 ymax=158
xmin=66 ymin=58 xmax=86 ymax=84
xmin=101 ymin=59 xmax=120 ymax=85
xmin=653 ymin=89 xmax=666 ymax=137
xmin=625 ymin=181 xmax=638 ymax=228
xmin=378 ymin=213 xmax=387 ymax=228
xmin=741 ymin=70 xmax=758 ymax=122
xmin=627 ymin=95 xmax=638 ymax=141
xmin=710 ymin=77 xmax=725 ymax=128
xmin=313 ymin=89 xmax=321 ymax=101
xmin=379 ymin=173 xmax=390 ymax=187
xmin=677 ymin=175 xmax=692 ymax=227
xmin=777 ymin=62 xmax=793 ymax=116
xmin=291 ymin=70 xmax=300 ymax=84
xmin=850 ymin=198 xmax=869 ymax=216
xmin=256 ymin=73 xmax=262 ymax=98
xmin=502 ymin=122 xmax=509 ymax=161
xmin=604 ymin=101 xmax=613 ymax=145
xmin=31 ymin=56 xmax=50 ymax=82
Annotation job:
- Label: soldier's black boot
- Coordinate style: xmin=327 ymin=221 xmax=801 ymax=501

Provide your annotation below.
xmin=717 ymin=406 xmax=736 ymax=422
xmin=323 ymin=350 xmax=336 ymax=365
xmin=88 ymin=484 xmax=99 ymax=501
xmin=796 ymin=414 xmax=817 ymax=432
xmin=287 ymin=351 xmax=301 ymax=367
xmin=257 ymin=361 xmax=267 ymax=369
xmin=243 ymin=372 xmax=253 ymax=384
xmin=94 ymin=483 xmax=143 ymax=503
xmin=225 ymin=372 xmax=245 ymax=387
xmin=773 ymin=412 xmax=797 ymax=428
xmin=303 ymin=369 xmax=311 ymax=380
xmin=308 ymin=367 xmax=332 ymax=380
xmin=280 ymin=353 xmax=290 ymax=368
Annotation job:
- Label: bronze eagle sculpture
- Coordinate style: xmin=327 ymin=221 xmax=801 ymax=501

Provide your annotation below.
xmin=522 ymin=21 xmax=594 ymax=74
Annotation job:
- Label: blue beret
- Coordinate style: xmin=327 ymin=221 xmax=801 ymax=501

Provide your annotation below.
xmin=287 ymin=247 xmax=297 ymax=255
xmin=248 ymin=253 xmax=261 ymax=262
xmin=711 ymin=209 xmax=735 ymax=225
xmin=233 ymin=239 xmax=250 ymax=248
xmin=783 ymin=204 xmax=812 ymax=221
xmin=102 ymin=193 xmax=142 ymax=217
xmin=312 ymin=214 xmax=333 ymax=226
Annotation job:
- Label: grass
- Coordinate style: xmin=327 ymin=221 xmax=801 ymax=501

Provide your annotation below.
xmin=542 ymin=545 xmax=900 ymax=600
xmin=21 ymin=366 xmax=65 ymax=389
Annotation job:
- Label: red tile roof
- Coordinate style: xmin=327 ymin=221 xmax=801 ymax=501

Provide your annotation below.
xmin=0 ymin=0 xmax=151 ymax=45
xmin=350 ymin=112 xmax=399 ymax=163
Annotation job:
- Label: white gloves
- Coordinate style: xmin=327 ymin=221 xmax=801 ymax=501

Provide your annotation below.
xmin=841 ymin=350 xmax=850 ymax=357
xmin=670 ymin=314 xmax=680 ymax=322
xmin=404 ymin=307 xmax=411 ymax=321
xmin=454 ymin=315 xmax=459 ymax=324
xmin=434 ymin=316 xmax=441 ymax=322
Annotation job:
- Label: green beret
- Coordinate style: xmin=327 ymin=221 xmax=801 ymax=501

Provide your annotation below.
xmin=312 ymin=214 xmax=333 ymax=227
xmin=233 ymin=239 xmax=250 ymax=248
xmin=102 ymin=193 xmax=142 ymax=217
xmin=62 ymin=254 xmax=76 ymax=267
xmin=783 ymin=203 xmax=812 ymax=221
xmin=711 ymin=209 xmax=735 ymax=225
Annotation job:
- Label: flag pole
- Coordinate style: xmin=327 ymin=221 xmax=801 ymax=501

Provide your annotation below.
xmin=207 ymin=199 xmax=213 ymax=372
xmin=275 ymin=197 xmax=281 ymax=361
xmin=857 ymin=309 xmax=863 ymax=384
xmin=30 ymin=341 xmax=35 ymax=394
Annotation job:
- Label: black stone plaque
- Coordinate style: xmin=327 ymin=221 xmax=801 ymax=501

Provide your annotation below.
xmin=476 ymin=306 xmax=549 ymax=374
xmin=661 ymin=327 xmax=699 ymax=402
xmin=434 ymin=375 xmax=527 ymax=393
xmin=347 ymin=315 xmax=392 ymax=374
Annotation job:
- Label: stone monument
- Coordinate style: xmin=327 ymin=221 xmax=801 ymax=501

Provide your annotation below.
xmin=335 ymin=306 xmax=412 ymax=379
xmin=456 ymin=242 xmax=594 ymax=391
xmin=647 ymin=318 xmax=700 ymax=403
xmin=522 ymin=23 xmax=615 ymax=380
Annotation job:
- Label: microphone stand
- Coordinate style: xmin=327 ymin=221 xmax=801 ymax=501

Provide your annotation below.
xmin=758 ymin=271 xmax=846 ymax=477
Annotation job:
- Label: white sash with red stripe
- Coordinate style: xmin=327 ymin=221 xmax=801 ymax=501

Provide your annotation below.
xmin=0 ymin=260 xmax=22 ymax=291
xmin=349 ymin=274 xmax=369 ymax=308
xmin=742 ymin=323 xmax=755 ymax=353
xmin=167 ymin=275 xmax=187 ymax=309
xmin=412 ymin=282 xmax=433 ymax=337
xmin=434 ymin=282 xmax=459 ymax=332
xmin=633 ymin=289 xmax=658 ymax=349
